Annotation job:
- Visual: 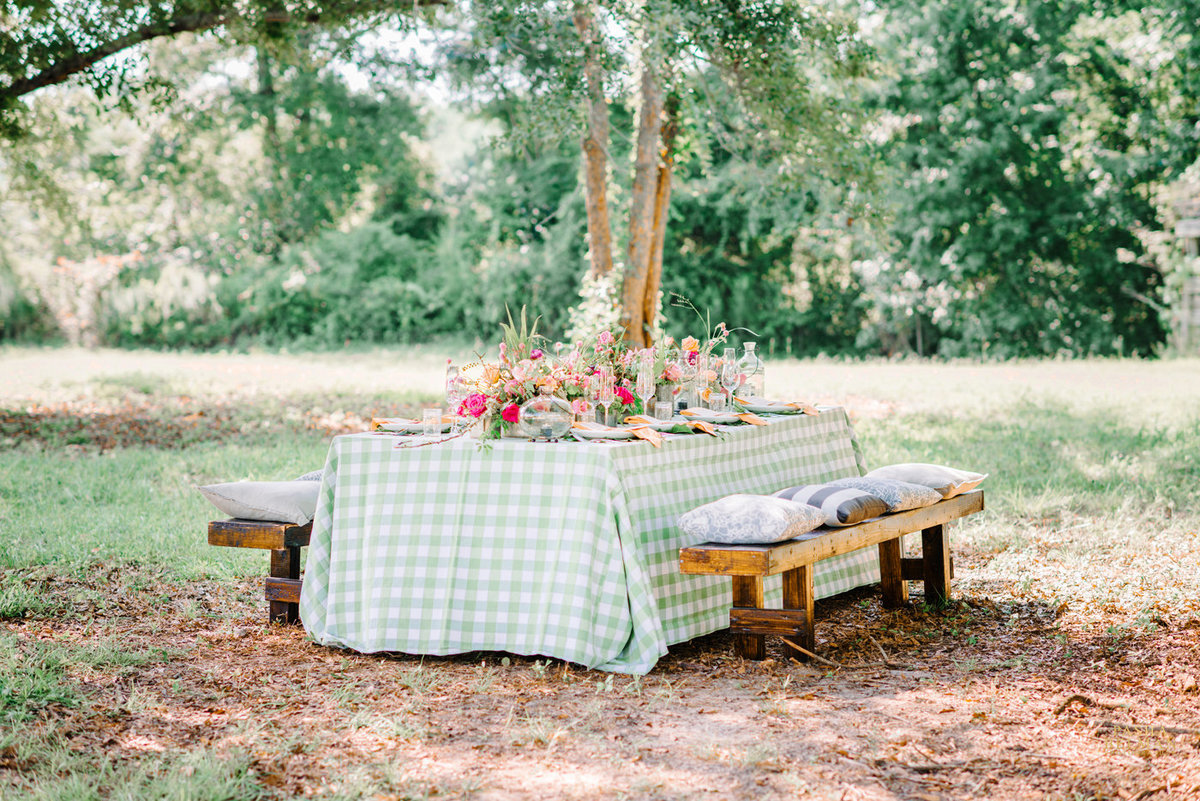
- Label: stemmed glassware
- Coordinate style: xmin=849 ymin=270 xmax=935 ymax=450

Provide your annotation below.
xmin=635 ymin=350 xmax=656 ymax=417
xmin=445 ymin=363 xmax=465 ymax=433
xmin=693 ymin=351 xmax=710 ymax=408
xmin=720 ymin=347 xmax=742 ymax=407
xmin=593 ymin=369 xmax=615 ymax=426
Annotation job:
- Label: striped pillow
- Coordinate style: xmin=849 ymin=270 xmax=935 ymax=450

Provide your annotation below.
xmin=827 ymin=476 xmax=943 ymax=513
xmin=772 ymin=484 xmax=888 ymax=527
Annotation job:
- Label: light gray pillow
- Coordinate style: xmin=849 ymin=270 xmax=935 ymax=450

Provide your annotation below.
xmin=295 ymin=469 xmax=324 ymax=482
xmin=865 ymin=463 xmax=986 ymax=499
xmin=197 ymin=480 xmax=320 ymax=525
xmin=679 ymin=494 xmax=827 ymax=544
xmin=773 ymin=484 xmax=888 ymax=527
xmin=827 ymin=477 xmax=942 ymax=513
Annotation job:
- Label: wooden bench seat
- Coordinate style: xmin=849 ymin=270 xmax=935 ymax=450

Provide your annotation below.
xmin=208 ymin=518 xmax=312 ymax=624
xmin=679 ymin=490 xmax=985 ymax=660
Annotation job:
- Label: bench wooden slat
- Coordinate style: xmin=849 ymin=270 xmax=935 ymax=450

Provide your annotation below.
xmin=730 ymin=607 xmax=809 ymax=638
xmin=265 ymin=577 xmax=303 ymax=605
xmin=679 ymin=490 xmax=984 ymax=577
xmin=208 ymin=519 xmax=312 ymax=550
xmin=900 ymin=556 xmax=954 ymax=581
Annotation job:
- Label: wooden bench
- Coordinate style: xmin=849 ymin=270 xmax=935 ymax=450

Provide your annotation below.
xmin=208 ymin=519 xmax=311 ymax=624
xmin=679 ymin=490 xmax=985 ymax=660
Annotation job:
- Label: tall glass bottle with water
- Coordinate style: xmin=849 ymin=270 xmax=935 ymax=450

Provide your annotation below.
xmin=738 ymin=342 xmax=765 ymax=398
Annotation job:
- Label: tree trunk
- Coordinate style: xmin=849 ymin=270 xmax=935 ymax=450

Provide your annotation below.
xmin=644 ymin=96 xmax=679 ymax=340
xmin=620 ymin=54 xmax=665 ymax=347
xmin=572 ymin=1 xmax=614 ymax=279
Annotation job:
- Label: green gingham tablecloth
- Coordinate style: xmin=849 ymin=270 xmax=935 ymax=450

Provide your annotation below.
xmin=299 ymin=408 xmax=872 ymax=674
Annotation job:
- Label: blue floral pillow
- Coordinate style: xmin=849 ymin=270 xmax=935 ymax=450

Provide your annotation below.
xmin=679 ymin=494 xmax=827 ymax=544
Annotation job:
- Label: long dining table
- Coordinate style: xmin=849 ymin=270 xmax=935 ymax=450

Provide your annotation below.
xmin=298 ymin=408 xmax=875 ymax=674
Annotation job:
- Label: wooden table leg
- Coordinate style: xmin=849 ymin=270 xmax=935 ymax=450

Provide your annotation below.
xmin=921 ymin=524 xmax=951 ymax=607
xmin=269 ymin=545 xmax=301 ymax=624
xmin=878 ymin=537 xmax=909 ymax=608
xmin=731 ymin=575 xmax=766 ymax=660
xmin=782 ymin=564 xmax=815 ymax=659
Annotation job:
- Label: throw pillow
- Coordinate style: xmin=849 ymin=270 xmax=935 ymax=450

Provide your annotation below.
xmin=827 ymin=477 xmax=942 ymax=513
xmin=197 ymin=480 xmax=320 ymax=525
xmin=772 ymin=484 xmax=889 ymax=527
xmin=679 ymin=494 xmax=827 ymax=544
xmin=865 ymin=463 xmax=987 ymax=498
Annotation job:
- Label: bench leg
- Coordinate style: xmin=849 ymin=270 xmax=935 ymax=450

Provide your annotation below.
xmin=878 ymin=537 xmax=909 ymax=608
xmin=782 ymin=564 xmax=815 ymax=659
xmin=921 ymin=524 xmax=951 ymax=607
xmin=269 ymin=545 xmax=301 ymax=624
xmin=731 ymin=576 xmax=765 ymax=660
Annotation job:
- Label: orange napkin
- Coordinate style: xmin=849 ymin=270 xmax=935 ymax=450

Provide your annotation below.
xmin=736 ymin=412 xmax=769 ymax=426
xmin=630 ymin=427 xmax=663 ymax=447
xmin=688 ymin=420 xmax=719 ymax=436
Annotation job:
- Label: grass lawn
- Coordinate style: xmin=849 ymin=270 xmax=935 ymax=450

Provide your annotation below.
xmin=2 ymin=347 xmax=1199 ymax=800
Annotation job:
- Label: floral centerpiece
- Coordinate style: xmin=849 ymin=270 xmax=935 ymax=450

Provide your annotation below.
xmin=456 ymin=304 xmax=739 ymax=440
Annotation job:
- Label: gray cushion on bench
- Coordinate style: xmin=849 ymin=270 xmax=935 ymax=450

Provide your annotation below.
xmin=865 ymin=463 xmax=986 ymax=498
xmin=679 ymin=494 xmax=826 ymax=544
xmin=198 ymin=480 xmax=320 ymax=525
xmin=827 ymin=476 xmax=942 ymax=513
xmin=772 ymin=484 xmax=889 ymax=527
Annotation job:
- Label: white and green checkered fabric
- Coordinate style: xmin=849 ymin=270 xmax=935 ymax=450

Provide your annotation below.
xmin=300 ymin=408 xmax=871 ymax=674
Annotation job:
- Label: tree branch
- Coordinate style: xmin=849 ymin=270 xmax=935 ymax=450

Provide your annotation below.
xmin=2 ymin=12 xmax=228 ymax=103
xmin=1 ymin=0 xmax=447 ymax=108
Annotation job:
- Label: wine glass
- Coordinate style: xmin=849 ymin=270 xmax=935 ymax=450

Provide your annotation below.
xmin=720 ymin=348 xmax=742 ymax=406
xmin=594 ymin=369 xmax=615 ymax=426
xmin=636 ymin=358 xmax=656 ymax=418
xmin=693 ymin=351 xmax=710 ymax=408
xmin=445 ymin=363 xmax=464 ymax=432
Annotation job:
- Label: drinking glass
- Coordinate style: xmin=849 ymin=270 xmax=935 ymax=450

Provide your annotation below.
xmin=445 ymin=363 xmax=464 ymax=432
xmin=694 ymin=352 xmax=710 ymax=408
xmin=636 ymin=358 xmax=656 ymax=417
xmin=422 ymin=407 xmax=442 ymax=437
xmin=719 ymin=353 xmax=741 ymax=406
xmin=594 ymin=370 xmax=615 ymax=426
xmin=653 ymin=401 xmax=673 ymax=422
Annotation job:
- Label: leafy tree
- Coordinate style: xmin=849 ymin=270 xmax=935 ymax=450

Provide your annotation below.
xmin=0 ymin=0 xmax=439 ymax=138
xmin=437 ymin=0 xmax=874 ymax=346
xmin=873 ymin=0 xmax=1197 ymax=356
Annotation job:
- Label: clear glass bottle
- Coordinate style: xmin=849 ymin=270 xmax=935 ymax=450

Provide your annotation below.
xmin=737 ymin=342 xmax=765 ymax=398
xmin=518 ymin=386 xmax=574 ymax=440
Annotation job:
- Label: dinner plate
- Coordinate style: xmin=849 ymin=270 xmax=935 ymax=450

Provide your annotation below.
xmin=736 ymin=401 xmax=800 ymax=414
xmin=679 ymin=408 xmax=741 ymax=424
xmin=571 ymin=424 xmax=637 ymax=440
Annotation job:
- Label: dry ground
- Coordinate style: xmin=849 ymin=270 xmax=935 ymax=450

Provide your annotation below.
xmin=3 ymin=349 xmax=1199 ymax=800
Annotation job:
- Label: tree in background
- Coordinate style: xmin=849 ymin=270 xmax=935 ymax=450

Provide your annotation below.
xmin=872 ymin=0 xmax=1199 ymax=356
xmin=441 ymin=0 xmax=874 ymax=346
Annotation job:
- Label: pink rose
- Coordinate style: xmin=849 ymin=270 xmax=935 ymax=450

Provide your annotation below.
xmin=459 ymin=393 xmax=489 ymax=418
xmin=615 ymin=386 xmax=635 ymax=406
xmin=570 ymin=398 xmax=591 ymax=415
xmin=501 ymin=403 xmax=520 ymax=423
xmin=663 ymin=363 xmax=682 ymax=382
xmin=681 ymin=336 xmax=700 ymax=352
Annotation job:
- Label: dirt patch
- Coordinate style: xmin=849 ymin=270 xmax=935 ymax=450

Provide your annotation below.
xmin=4 ymin=565 xmax=1199 ymax=800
